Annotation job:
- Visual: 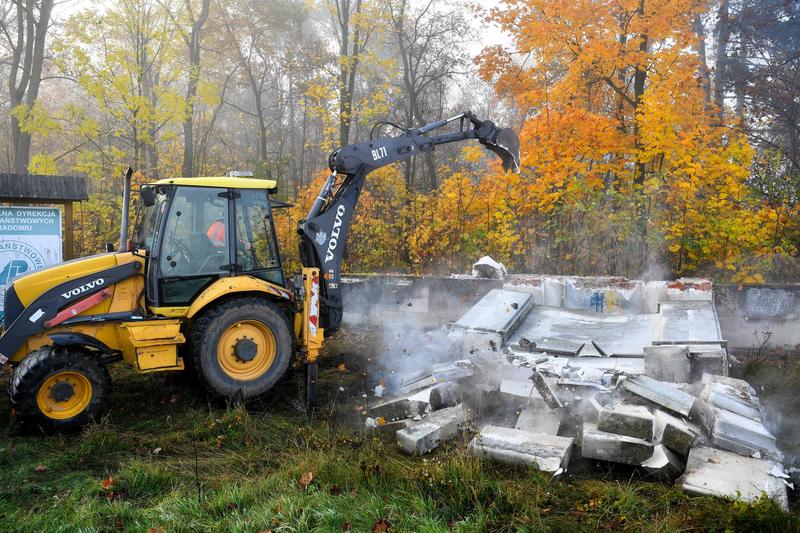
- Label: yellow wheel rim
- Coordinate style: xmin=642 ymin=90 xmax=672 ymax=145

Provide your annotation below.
xmin=216 ymin=320 xmax=277 ymax=381
xmin=36 ymin=371 xmax=93 ymax=420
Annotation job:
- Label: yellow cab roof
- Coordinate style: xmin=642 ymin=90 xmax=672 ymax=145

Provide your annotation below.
xmin=153 ymin=177 xmax=277 ymax=189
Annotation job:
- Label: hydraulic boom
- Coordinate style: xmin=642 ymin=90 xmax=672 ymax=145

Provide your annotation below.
xmin=295 ymin=111 xmax=520 ymax=402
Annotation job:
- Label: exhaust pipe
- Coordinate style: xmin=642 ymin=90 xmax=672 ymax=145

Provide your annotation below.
xmin=119 ymin=167 xmax=133 ymax=252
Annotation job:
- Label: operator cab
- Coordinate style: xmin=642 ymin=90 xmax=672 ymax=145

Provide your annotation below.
xmin=132 ymin=177 xmax=285 ymax=308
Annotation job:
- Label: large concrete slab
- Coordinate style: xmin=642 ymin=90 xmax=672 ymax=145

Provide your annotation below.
xmin=597 ymin=404 xmax=654 ymax=441
xmin=623 ymin=375 xmax=697 ymax=417
xmin=644 ymin=345 xmax=690 ymax=382
xmin=515 ymin=404 xmax=563 ymax=435
xmin=680 ymin=446 xmax=788 ymax=510
xmin=655 ymin=301 xmax=724 ymax=344
xmin=532 ymin=355 xmax=645 ymax=376
xmin=508 ymin=306 xmax=658 ymax=357
xmin=469 ymin=425 xmax=573 ymax=473
xmin=582 ymin=423 xmax=654 ymax=464
xmin=703 ymin=381 xmax=761 ymax=422
xmin=709 ymin=407 xmax=779 ymax=459
xmin=453 ymin=289 xmax=533 ymax=340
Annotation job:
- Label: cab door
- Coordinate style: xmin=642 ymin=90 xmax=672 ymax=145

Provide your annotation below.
xmin=232 ymin=188 xmax=285 ymax=286
xmin=155 ymin=186 xmax=232 ymax=306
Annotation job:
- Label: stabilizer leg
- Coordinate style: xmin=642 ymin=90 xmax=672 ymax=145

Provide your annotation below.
xmin=305 ymin=361 xmax=318 ymax=409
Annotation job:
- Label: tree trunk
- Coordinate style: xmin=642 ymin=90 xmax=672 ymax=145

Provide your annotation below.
xmin=694 ymin=13 xmax=712 ymax=105
xmin=715 ymin=0 xmax=730 ymax=108
xmin=182 ymin=0 xmax=210 ymax=177
xmin=335 ymin=0 xmax=364 ymax=148
xmin=634 ymin=0 xmax=649 ymax=267
xmin=7 ymin=0 xmax=54 ymax=174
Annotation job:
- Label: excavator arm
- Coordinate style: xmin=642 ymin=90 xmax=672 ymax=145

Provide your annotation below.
xmin=295 ymin=111 xmax=520 ymax=405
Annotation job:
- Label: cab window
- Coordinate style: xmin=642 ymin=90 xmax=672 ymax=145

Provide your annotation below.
xmin=158 ymin=186 xmax=229 ymax=305
xmin=235 ymin=189 xmax=283 ymax=285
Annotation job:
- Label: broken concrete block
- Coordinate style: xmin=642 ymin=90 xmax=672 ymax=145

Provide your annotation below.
xmin=597 ymin=404 xmax=654 ymax=441
xmin=581 ymin=423 xmax=654 ymax=465
xmin=543 ymin=277 xmax=564 ymax=307
xmin=504 ymin=281 xmax=544 ymax=305
xmin=665 ymin=278 xmax=713 ymax=302
xmin=689 ymin=349 xmax=725 ymax=380
xmin=701 ymin=373 xmax=755 ymax=392
xmin=472 ymin=255 xmax=507 ymax=279
xmin=469 ymin=425 xmax=573 ymax=473
xmin=405 ymin=382 xmax=461 ymax=411
xmin=579 ymin=396 xmax=605 ymax=423
xmin=644 ymin=281 xmax=667 ymax=314
xmin=369 ymin=397 xmax=426 ymax=422
xmin=623 ymin=375 xmax=696 ymax=417
xmin=644 ymin=345 xmax=690 ymax=382
xmin=515 ymin=404 xmax=563 ymax=435
xmin=397 ymin=423 xmax=443 ymax=455
xmin=680 ymin=446 xmax=788 ymax=510
xmin=642 ymin=444 xmax=684 ymax=481
xmin=460 ymin=329 xmax=503 ymax=357
xmin=708 ymin=407 xmax=779 ymax=459
xmin=531 ymin=370 xmax=563 ymax=409
xmin=432 ymin=359 xmax=475 ymax=383
xmin=428 ymin=382 xmax=461 ymax=410
xmin=537 ymin=337 xmax=585 ymax=356
xmin=653 ymin=410 xmax=696 ymax=456
xmin=499 ymin=378 xmax=542 ymax=400
xmin=492 ymin=364 xmax=534 ymax=384
xmin=702 ymin=379 xmax=761 ymax=422
xmin=395 ymin=404 xmax=469 ymax=455
xmin=453 ymin=288 xmax=532 ymax=341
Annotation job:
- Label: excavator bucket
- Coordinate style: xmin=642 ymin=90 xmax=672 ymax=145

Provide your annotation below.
xmin=482 ymin=127 xmax=521 ymax=174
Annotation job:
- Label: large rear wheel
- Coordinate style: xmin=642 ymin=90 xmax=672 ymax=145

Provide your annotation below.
xmin=190 ymin=297 xmax=293 ymax=399
xmin=9 ymin=347 xmax=111 ymax=432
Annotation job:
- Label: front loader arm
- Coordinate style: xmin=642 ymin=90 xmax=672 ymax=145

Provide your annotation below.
xmin=296 ymin=111 xmax=520 ymax=339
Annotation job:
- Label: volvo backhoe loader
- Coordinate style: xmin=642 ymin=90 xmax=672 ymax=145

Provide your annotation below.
xmin=0 ymin=111 xmax=519 ymax=432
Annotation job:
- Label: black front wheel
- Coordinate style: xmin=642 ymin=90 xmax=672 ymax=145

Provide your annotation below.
xmin=190 ymin=297 xmax=293 ymax=400
xmin=9 ymin=347 xmax=111 ymax=433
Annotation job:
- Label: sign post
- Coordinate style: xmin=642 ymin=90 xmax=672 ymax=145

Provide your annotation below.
xmin=0 ymin=206 xmax=63 ymax=320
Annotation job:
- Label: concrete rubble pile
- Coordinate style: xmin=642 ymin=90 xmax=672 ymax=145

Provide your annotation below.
xmin=359 ymin=276 xmax=793 ymax=510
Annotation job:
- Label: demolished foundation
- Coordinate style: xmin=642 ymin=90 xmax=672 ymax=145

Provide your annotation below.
xmin=351 ymin=274 xmax=790 ymax=510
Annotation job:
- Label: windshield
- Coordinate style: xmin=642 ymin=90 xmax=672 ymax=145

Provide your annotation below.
xmin=132 ymin=190 xmax=167 ymax=251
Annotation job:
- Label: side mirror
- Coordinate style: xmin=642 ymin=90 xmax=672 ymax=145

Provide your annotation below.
xmin=140 ymin=185 xmax=156 ymax=207
xmin=105 ymin=242 xmax=115 ymax=253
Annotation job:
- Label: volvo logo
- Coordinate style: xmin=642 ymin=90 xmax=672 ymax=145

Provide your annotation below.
xmin=61 ymin=278 xmax=105 ymax=300
xmin=324 ymin=205 xmax=347 ymax=262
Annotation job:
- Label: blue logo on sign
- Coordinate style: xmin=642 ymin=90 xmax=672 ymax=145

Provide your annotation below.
xmin=0 ymin=259 xmax=27 ymax=285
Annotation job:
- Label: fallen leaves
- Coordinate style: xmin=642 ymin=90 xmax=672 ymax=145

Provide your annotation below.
xmin=299 ymin=471 xmax=314 ymax=491
xmin=101 ymin=475 xmax=125 ymax=501
xmin=372 ymin=518 xmax=391 ymax=532
xmin=34 ymin=464 xmax=47 ymax=473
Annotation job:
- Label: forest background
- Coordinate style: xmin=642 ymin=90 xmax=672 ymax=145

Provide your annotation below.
xmin=2 ymin=0 xmax=799 ymax=283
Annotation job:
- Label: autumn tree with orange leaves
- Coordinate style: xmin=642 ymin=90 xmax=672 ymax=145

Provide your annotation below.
xmin=475 ymin=0 xmax=798 ymax=282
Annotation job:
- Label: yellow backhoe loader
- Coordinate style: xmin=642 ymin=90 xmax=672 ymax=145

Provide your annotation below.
xmin=0 ymin=111 xmax=519 ymax=431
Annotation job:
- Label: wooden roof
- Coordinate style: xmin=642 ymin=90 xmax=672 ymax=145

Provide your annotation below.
xmin=0 ymin=173 xmax=88 ymax=202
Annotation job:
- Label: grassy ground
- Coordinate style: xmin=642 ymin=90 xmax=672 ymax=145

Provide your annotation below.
xmin=0 ymin=355 xmax=797 ymax=532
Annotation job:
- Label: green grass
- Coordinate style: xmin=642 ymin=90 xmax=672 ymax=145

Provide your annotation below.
xmin=0 ymin=361 xmax=797 ymax=533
